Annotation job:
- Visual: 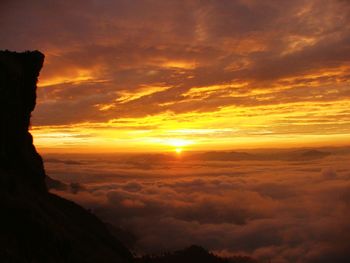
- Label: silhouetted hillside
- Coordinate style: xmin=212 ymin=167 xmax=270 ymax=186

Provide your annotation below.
xmin=294 ymin=149 xmax=331 ymax=160
xmin=0 ymin=50 xmax=132 ymax=263
xmin=192 ymin=151 xmax=254 ymax=161
xmin=136 ymin=245 xmax=257 ymax=263
xmin=190 ymin=149 xmax=331 ymax=162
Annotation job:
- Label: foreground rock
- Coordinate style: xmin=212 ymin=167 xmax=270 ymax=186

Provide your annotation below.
xmin=0 ymin=50 xmax=133 ymax=263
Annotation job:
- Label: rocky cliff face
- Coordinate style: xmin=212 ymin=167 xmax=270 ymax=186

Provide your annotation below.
xmin=0 ymin=50 xmax=46 ymax=192
xmin=0 ymin=50 xmax=133 ymax=263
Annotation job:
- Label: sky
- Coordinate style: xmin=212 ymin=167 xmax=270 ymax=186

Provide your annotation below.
xmin=1 ymin=0 xmax=350 ymax=152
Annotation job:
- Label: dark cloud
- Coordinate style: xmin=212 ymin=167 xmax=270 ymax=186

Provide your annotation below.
xmin=1 ymin=0 xmax=350 ymax=127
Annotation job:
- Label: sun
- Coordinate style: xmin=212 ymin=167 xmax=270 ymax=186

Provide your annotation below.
xmin=168 ymin=139 xmax=193 ymax=154
xmin=175 ymin=148 xmax=182 ymax=154
xmin=167 ymin=138 xmax=192 ymax=147
xmin=145 ymin=138 xmax=193 ymax=152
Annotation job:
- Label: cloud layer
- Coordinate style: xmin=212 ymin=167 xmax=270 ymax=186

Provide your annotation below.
xmin=45 ymin=148 xmax=350 ymax=262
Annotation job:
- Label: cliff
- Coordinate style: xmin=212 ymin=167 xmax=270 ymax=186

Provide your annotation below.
xmin=0 ymin=50 xmax=46 ymax=192
xmin=0 ymin=50 xmax=133 ymax=263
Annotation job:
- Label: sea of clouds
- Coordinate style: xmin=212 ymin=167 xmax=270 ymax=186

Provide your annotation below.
xmin=44 ymin=148 xmax=350 ymax=263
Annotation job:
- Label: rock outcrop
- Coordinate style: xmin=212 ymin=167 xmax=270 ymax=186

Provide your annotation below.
xmin=0 ymin=50 xmax=133 ymax=263
xmin=0 ymin=50 xmax=46 ymax=192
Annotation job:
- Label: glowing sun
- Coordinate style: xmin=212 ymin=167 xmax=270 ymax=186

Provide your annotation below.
xmin=175 ymin=148 xmax=182 ymax=154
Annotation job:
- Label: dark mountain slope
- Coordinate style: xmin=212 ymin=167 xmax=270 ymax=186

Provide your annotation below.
xmin=0 ymin=50 xmax=132 ymax=263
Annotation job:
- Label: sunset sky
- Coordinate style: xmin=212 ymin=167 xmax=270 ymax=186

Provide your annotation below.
xmin=1 ymin=0 xmax=350 ymax=152
xmin=2 ymin=2 xmax=350 ymax=261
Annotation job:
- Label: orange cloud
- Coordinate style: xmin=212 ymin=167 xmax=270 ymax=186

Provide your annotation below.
xmin=1 ymin=0 xmax=350 ymax=151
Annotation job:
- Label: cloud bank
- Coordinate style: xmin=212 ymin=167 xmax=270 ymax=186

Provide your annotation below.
xmin=45 ymin=148 xmax=350 ymax=262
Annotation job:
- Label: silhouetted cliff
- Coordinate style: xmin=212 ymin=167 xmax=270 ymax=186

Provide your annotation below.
xmin=0 ymin=50 xmax=132 ymax=263
xmin=0 ymin=50 xmax=46 ymax=192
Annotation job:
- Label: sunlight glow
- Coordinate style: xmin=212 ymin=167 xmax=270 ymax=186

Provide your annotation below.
xmin=38 ymin=69 xmax=96 ymax=87
xmin=32 ymin=98 xmax=350 ymax=153
xmin=167 ymin=139 xmax=193 ymax=147
xmin=161 ymin=60 xmax=197 ymax=69
xmin=175 ymin=148 xmax=182 ymax=154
